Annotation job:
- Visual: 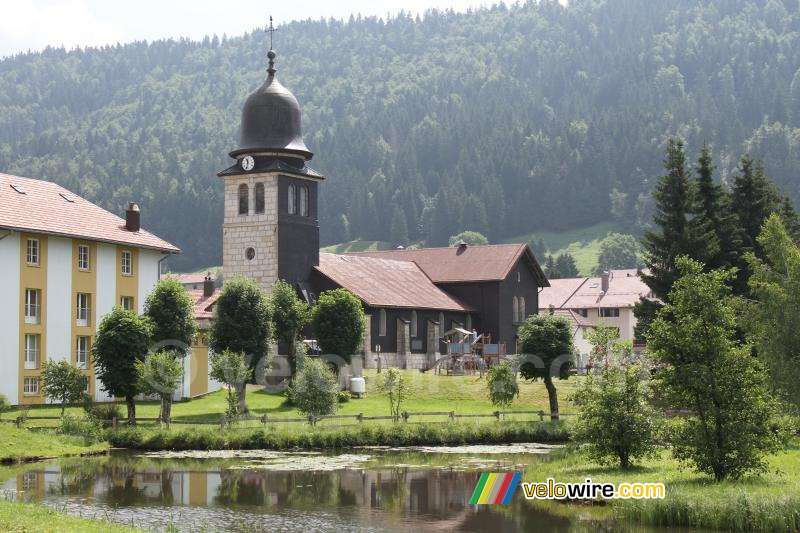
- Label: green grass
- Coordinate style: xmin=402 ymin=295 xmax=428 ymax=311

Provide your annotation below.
xmin=529 ymin=443 xmax=800 ymax=532
xmin=9 ymin=370 xmax=579 ymax=424
xmin=504 ymin=221 xmax=619 ymax=275
xmin=320 ymin=239 xmax=392 ymax=253
xmin=0 ymin=425 xmax=107 ymax=463
xmin=0 ymin=501 xmax=145 ymax=532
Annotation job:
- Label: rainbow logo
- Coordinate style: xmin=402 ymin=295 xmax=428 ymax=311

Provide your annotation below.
xmin=469 ymin=473 xmax=522 ymax=504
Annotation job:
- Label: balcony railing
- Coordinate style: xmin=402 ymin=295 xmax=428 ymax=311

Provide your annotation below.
xmin=76 ymin=308 xmax=90 ymax=327
xmin=24 ymin=350 xmax=39 ymax=369
xmin=24 ymin=304 xmax=40 ymax=324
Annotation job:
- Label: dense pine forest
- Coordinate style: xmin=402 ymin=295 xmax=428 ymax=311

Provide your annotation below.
xmin=2 ymin=0 xmax=800 ymax=270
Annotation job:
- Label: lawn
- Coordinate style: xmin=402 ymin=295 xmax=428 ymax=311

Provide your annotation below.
xmin=527 ymin=442 xmax=800 ymax=532
xmin=8 ymin=369 xmax=579 ymax=425
xmin=0 ymin=425 xmax=107 ymax=463
xmin=0 ymin=501 xmax=145 ymax=533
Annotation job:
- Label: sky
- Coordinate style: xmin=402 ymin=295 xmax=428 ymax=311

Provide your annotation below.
xmin=0 ymin=0 xmax=491 ymax=59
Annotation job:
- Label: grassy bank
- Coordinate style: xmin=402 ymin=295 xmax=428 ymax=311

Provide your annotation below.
xmin=0 ymin=501 xmax=144 ymax=532
xmin=107 ymin=420 xmax=570 ymax=451
xmin=0 ymin=425 xmax=107 ymax=464
xmin=532 ymin=444 xmax=800 ymax=532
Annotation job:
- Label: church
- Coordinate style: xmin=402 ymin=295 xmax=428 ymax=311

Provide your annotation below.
xmin=211 ymin=43 xmax=549 ymax=371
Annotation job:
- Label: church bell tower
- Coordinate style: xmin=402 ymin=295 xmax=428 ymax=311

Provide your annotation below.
xmin=218 ymin=33 xmax=323 ymax=297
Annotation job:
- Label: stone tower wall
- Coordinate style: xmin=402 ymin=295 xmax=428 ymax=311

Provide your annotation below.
xmin=222 ymin=172 xmax=279 ymax=294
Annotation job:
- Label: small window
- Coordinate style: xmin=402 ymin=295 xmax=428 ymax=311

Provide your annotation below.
xmin=410 ymin=310 xmax=418 ymax=337
xmin=77 ymin=293 xmax=90 ymax=326
xmin=512 ymin=296 xmax=519 ymax=324
xmin=255 ymin=182 xmax=265 ymax=214
xmin=26 ymin=238 xmax=39 ymax=265
xmin=238 ymin=183 xmax=249 ymax=215
xmin=517 ymin=271 xmax=521 ymax=283
xmin=23 ymin=377 xmax=39 ymax=395
xmin=299 ymin=185 xmax=309 ymax=217
xmin=121 ymin=250 xmax=132 ymax=275
xmin=24 ymin=334 xmax=39 ymax=369
xmin=24 ymin=289 xmax=40 ymax=324
xmin=76 ymin=336 xmax=89 ymax=369
xmin=576 ymin=309 xmax=588 ymax=318
xmin=120 ymin=296 xmax=134 ymax=311
xmin=379 ymin=309 xmax=387 ymax=337
xmin=519 ymin=297 xmax=526 ymax=322
xmin=288 ymin=184 xmax=297 ymax=215
xmin=599 ymin=308 xmax=620 ymax=318
xmin=78 ymin=245 xmax=90 ymax=271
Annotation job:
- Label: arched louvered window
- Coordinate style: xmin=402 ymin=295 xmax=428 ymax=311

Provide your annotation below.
xmin=238 ymin=184 xmax=249 ymax=215
xmin=379 ymin=309 xmax=387 ymax=337
xmin=254 ymin=182 xmax=265 ymax=214
xmin=512 ymin=296 xmax=519 ymax=324
xmin=288 ymin=184 xmax=297 ymax=215
xmin=519 ymin=297 xmax=526 ymax=322
xmin=410 ymin=310 xmax=418 ymax=337
xmin=299 ymin=185 xmax=309 ymax=217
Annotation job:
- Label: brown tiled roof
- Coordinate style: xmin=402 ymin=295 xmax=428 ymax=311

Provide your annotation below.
xmin=315 ymin=253 xmax=473 ymax=311
xmin=0 ymin=173 xmax=179 ymax=253
xmin=539 ymin=269 xmax=651 ymax=310
xmin=547 ymin=309 xmax=595 ymax=333
xmin=348 ymin=243 xmax=548 ymax=285
xmin=169 ymin=273 xmax=208 ymax=286
xmin=189 ymin=288 xmax=221 ymax=319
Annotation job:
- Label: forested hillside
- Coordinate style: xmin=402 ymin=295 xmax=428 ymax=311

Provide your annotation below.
xmin=2 ymin=0 xmax=800 ymax=270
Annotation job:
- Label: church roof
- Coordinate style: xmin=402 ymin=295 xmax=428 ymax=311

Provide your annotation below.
xmin=230 ymin=50 xmax=312 ymax=159
xmin=0 ymin=173 xmax=179 ymax=253
xmin=315 ymin=253 xmax=473 ymax=311
xmin=347 ymin=243 xmax=548 ymax=285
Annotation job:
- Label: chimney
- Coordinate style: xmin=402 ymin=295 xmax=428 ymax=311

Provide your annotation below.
xmin=125 ymin=202 xmax=140 ymax=232
xmin=203 ymin=272 xmax=215 ymax=297
xmin=601 ymin=271 xmax=610 ymax=293
xmin=458 ymin=242 xmax=468 ymax=251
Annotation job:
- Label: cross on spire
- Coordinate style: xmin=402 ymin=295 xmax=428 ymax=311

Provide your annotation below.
xmin=266 ymin=16 xmax=277 ymax=51
xmin=265 ymin=16 xmax=278 ymax=75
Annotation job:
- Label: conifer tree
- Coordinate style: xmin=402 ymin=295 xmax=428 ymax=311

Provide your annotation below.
xmin=731 ymin=157 xmax=779 ymax=257
xmin=693 ymin=144 xmax=742 ymax=271
xmin=554 ymin=253 xmax=579 ymax=278
xmin=389 ymin=206 xmax=409 ymax=247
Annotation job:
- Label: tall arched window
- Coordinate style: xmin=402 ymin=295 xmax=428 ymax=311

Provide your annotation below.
xmin=379 ymin=309 xmax=387 ymax=337
xmin=254 ymin=182 xmax=265 ymax=214
xmin=438 ymin=312 xmax=445 ymax=332
xmin=288 ymin=184 xmax=297 ymax=214
xmin=238 ymin=184 xmax=249 ymax=215
xmin=299 ymin=185 xmax=309 ymax=217
xmin=512 ymin=296 xmax=519 ymax=324
xmin=410 ymin=310 xmax=418 ymax=337
xmin=519 ymin=297 xmax=526 ymax=322
xmin=466 ymin=313 xmax=472 ymax=331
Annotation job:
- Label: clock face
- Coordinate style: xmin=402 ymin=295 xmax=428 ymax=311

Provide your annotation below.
xmin=241 ymin=156 xmax=255 ymax=171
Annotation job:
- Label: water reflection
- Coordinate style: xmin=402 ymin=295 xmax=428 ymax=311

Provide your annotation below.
xmin=2 ymin=453 xmax=632 ymax=532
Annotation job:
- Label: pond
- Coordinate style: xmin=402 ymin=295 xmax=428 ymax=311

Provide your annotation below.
xmin=1 ymin=445 xmax=658 ymax=532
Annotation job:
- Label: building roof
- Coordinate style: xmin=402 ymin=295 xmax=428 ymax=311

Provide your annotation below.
xmin=348 ymin=243 xmax=548 ymax=285
xmin=189 ymin=288 xmax=221 ymax=320
xmin=315 ymin=253 xmax=473 ymax=312
xmin=539 ymin=269 xmax=651 ymax=311
xmin=168 ymin=273 xmax=208 ymax=286
xmin=548 ymin=309 xmax=595 ymax=333
xmin=0 ymin=173 xmax=179 ymax=253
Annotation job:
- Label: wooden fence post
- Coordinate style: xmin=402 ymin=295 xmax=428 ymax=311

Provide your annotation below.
xmin=538 ymin=410 xmax=544 ymax=422
xmin=402 ymin=411 xmax=409 ymax=423
xmin=494 ymin=410 xmax=500 ymax=421
xmin=449 ymin=411 xmax=455 ymax=421
xmin=357 ymin=413 xmax=363 ymax=423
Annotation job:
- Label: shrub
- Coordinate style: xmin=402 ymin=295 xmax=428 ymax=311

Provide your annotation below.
xmin=338 ymin=390 xmax=351 ymax=403
xmin=486 ymin=361 xmax=519 ymax=407
xmin=0 ymin=394 xmax=10 ymax=416
xmin=60 ymin=414 xmax=103 ymax=444
xmin=311 ymin=288 xmax=365 ymax=366
xmin=85 ymin=401 xmax=123 ymax=426
xmin=289 ymin=357 xmax=339 ymax=417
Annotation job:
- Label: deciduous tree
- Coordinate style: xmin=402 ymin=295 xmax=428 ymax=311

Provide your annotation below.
xmin=41 ymin=360 xmax=88 ymax=416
